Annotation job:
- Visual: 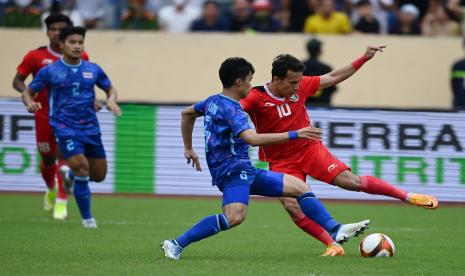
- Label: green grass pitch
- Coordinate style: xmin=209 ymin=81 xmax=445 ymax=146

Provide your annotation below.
xmin=0 ymin=193 xmax=463 ymax=275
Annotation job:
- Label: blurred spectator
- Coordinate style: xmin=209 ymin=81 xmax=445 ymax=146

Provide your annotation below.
xmin=246 ymin=0 xmax=282 ymax=32
xmin=121 ymin=0 xmax=157 ymax=30
xmin=447 ymin=0 xmax=465 ymax=34
xmin=228 ymin=0 xmax=252 ymax=32
xmin=145 ymin=0 xmax=171 ymax=14
xmin=389 ymin=3 xmax=421 ymax=35
xmin=302 ymin=38 xmax=337 ymax=106
xmin=191 ymin=0 xmax=229 ymax=31
xmin=349 ymin=0 xmax=394 ymax=34
xmin=41 ymin=0 xmax=82 ymax=29
xmin=421 ymin=2 xmax=460 ymax=36
xmin=353 ymin=0 xmax=381 ymax=33
xmin=396 ymin=0 xmax=429 ymax=20
xmin=76 ymin=0 xmax=107 ymax=29
xmin=303 ymin=0 xmax=352 ymax=34
xmin=287 ymin=0 xmax=313 ymax=32
xmin=4 ymin=0 xmax=43 ymax=27
xmin=158 ymin=0 xmax=200 ymax=32
xmin=451 ymin=39 xmax=465 ymax=109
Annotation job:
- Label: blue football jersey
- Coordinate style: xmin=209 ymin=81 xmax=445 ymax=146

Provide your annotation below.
xmin=194 ymin=94 xmax=253 ymax=185
xmin=29 ymin=58 xmax=111 ymax=136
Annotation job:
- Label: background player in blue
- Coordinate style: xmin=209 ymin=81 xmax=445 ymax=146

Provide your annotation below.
xmin=21 ymin=27 xmax=122 ymax=228
xmin=161 ymin=57 xmax=369 ymax=260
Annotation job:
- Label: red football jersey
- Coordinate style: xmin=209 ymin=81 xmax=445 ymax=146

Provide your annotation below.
xmin=16 ymin=45 xmax=89 ymax=110
xmin=241 ymin=76 xmax=320 ymax=162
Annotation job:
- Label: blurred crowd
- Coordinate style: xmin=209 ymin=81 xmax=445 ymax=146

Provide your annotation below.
xmin=0 ymin=0 xmax=464 ymax=36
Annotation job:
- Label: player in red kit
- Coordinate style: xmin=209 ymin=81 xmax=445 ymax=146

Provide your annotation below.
xmin=12 ymin=14 xmax=89 ymax=220
xmin=241 ymin=48 xmax=439 ymax=253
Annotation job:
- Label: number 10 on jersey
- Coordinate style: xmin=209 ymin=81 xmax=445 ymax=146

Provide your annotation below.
xmin=276 ymin=103 xmax=291 ymax=118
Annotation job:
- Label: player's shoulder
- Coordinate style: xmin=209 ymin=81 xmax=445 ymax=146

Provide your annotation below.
xmin=23 ymin=46 xmax=47 ymax=58
xmin=250 ymin=85 xmax=266 ymax=93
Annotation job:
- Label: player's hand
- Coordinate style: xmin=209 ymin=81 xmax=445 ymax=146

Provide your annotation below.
xmin=184 ymin=148 xmax=202 ymax=171
xmin=106 ymin=100 xmax=122 ymax=116
xmin=297 ymin=127 xmax=323 ymax=141
xmin=94 ymin=100 xmax=104 ymax=112
xmin=25 ymin=101 xmax=42 ymax=113
xmin=364 ymin=45 xmax=386 ymax=60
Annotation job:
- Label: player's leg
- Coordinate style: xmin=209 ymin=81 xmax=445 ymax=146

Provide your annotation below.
xmin=270 ymin=161 xmax=335 ymax=247
xmin=35 ymin=112 xmax=57 ymax=211
xmin=333 ymin=170 xmax=438 ymax=209
xmin=57 ymin=136 xmax=96 ymax=228
xmin=48 ymin=130 xmax=69 ymax=220
xmin=251 ymin=170 xmax=346 ymax=256
xmin=87 ymin=158 xmax=107 ymax=183
xmin=162 ymin=171 xmax=252 ymax=260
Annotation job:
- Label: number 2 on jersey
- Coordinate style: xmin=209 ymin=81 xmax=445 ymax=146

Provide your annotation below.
xmin=72 ymin=82 xmax=80 ymax=96
xmin=276 ymin=103 xmax=291 ymax=118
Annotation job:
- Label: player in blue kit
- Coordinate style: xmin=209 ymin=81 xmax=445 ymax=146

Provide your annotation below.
xmin=21 ymin=27 xmax=122 ymax=228
xmin=161 ymin=57 xmax=369 ymax=260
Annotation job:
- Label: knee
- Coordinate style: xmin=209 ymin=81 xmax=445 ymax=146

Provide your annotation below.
xmin=227 ymin=213 xmax=246 ymax=227
xmin=72 ymin=162 xmax=89 ymax=176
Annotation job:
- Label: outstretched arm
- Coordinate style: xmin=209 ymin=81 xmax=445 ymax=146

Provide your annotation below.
xmin=239 ymin=127 xmax=323 ymax=147
xmin=319 ymin=45 xmax=386 ymax=89
xmin=182 ymin=105 xmax=203 ymax=171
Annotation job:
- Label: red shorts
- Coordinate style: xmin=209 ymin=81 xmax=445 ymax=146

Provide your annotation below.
xmin=34 ymin=109 xmax=57 ymax=158
xmin=269 ymin=141 xmax=349 ymax=184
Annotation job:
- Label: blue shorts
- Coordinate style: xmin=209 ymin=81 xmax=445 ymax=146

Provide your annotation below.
xmin=219 ymin=168 xmax=284 ymax=207
xmin=56 ymin=134 xmax=106 ymax=160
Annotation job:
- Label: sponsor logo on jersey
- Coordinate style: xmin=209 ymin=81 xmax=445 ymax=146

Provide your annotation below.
xmin=264 ymin=102 xmax=275 ymax=107
xmin=327 ymin=163 xmax=338 ymax=173
xmin=83 ymin=72 xmax=93 ymax=79
xmin=290 ymin=94 xmax=299 ymax=102
xmin=42 ymin=59 xmax=53 ymax=65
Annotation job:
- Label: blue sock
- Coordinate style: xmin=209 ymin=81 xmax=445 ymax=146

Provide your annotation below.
xmin=297 ymin=192 xmax=341 ymax=236
xmin=73 ymin=176 xmax=92 ymax=220
xmin=175 ymin=214 xmax=230 ymax=248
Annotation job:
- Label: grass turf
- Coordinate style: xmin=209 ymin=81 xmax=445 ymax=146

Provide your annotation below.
xmin=0 ymin=193 xmax=463 ymax=275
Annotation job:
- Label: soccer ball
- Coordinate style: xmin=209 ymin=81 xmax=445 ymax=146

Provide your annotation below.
xmin=359 ymin=233 xmax=395 ymax=258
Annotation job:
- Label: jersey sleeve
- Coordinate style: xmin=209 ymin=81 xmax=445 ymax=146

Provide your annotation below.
xmin=28 ymin=67 xmax=49 ymax=93
xmin=193 ymin=99 xmax=207 ymax=115
xmin=240 ymin=90 xmax=257 ymax=114
xmin=226 ymin=109 xmax=251 ymax=136
xmin=300 ymin=76 xmax=320 ymax=98
xmin=95 ymin=65 xmax=112 ymax=91
xmin=16 ymin=51 xmax=35 ymax=77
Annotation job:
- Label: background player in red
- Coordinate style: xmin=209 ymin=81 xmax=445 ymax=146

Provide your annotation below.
xmin=241 ymin=48 xmax=439 ymax=251
xmin=12 ymin=14 xmax=89 ymax=220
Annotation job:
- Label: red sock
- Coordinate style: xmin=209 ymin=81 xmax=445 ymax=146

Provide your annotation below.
xmin=56 ymin=160 xmax=68 ymax=200
xmin=292 ymin=213 xmax=334 ymax=246
xmin=40 ymin=161 xmax=56 ymax=190
xmin=360 ymin=176 xmax=407 ymax=201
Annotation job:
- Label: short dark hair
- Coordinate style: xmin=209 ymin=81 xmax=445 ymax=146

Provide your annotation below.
xmin=219 ymin=57 xmax=255 ymax=88
xmin=59 ymin=26 xmax=86 ymax=42
xmin=271 ymin=54 xmax=305 ymax=79
xmin=44 ymin=14 xmax=73 ymax=30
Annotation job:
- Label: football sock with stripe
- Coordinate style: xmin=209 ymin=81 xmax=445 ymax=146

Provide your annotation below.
xmin=175 ymin=214 xmax=230 ymax=248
